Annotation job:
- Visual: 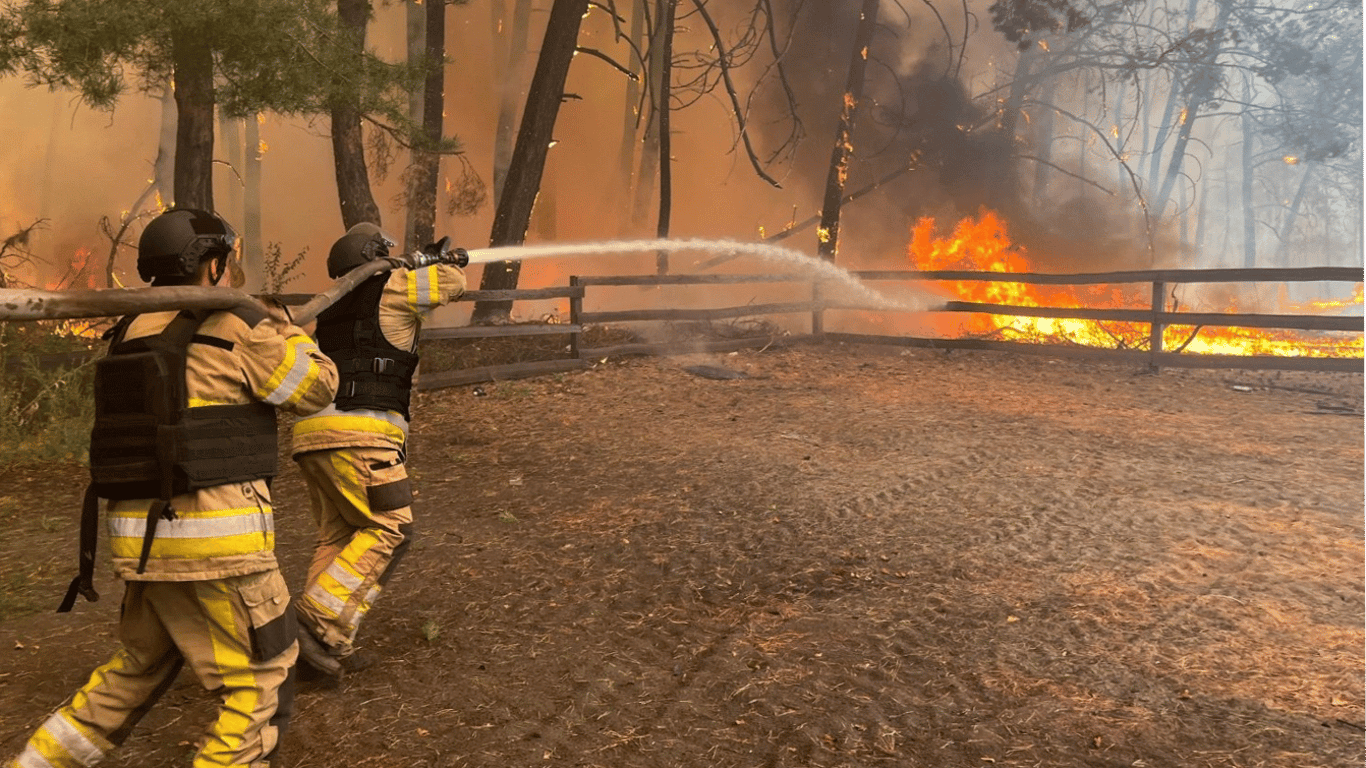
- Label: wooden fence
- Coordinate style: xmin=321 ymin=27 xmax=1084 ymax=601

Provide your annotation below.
xmin=406 ymin=265 xmax=1362 ymax=388
xmin=24 ymin=266 xmax=1359 ymax=383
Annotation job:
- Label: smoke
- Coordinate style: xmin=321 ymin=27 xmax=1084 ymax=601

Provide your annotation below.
xmin=0 ymin=1 xmax=1269 ymax=318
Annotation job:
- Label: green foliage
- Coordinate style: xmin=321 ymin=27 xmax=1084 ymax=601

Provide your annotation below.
xmin=0 ymin=322 xmax=97 ymax=467
xmin=261 ymin=241 xmax=308 ymax=293
xmin=0 ymin=0 xmax=428 ymax=126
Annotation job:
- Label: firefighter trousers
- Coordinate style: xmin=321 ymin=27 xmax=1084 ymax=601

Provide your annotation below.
xmin=294 ymin=446 xmax=414 ymax=658
xmin=7 ymin=569 xmax=297 ymax=768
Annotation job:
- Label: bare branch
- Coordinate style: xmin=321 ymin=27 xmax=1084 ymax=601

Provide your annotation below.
xmin=576 ymin=46 xmax=639 ymax=80
xmin=690 ymin=0 xmax=782 ymax=188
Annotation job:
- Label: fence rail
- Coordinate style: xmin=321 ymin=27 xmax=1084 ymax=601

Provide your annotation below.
xmin=234 ymin=266 xmax=1366 ymax=388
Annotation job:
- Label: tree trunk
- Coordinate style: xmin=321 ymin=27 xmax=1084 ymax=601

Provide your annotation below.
xmin=218 ymin=114 xmax=244 ymax=228
xmin=654 ymin=0 xmax=676 ymax=274
xmin=1150 ymin=1 xmax=1230 ymax=218
xmin=1031 ymin=76 xmax=1059 ymax=201
xmin=1272 ymin=163 xmax=1315 ymax=267
xmin=1193 ymin=166 xmax=1210 ymax=266
xmin=1239 ymin=101 xmax=1256 ymax=269
xmin=332 ymin=0 xmax=383 ymax=230
xmin=617 ymin=0 xmax=646 ymax=229
xmin=402 ymin=0 xmax=427 ymax=251
xmin=1113 ymin=76 xmax=1128 ymax=192
xmin=470 ymin=0 xmax=590 ymax=324
xmin=171 ymin=30 xmax=216 ymax=210
xmin=406 ymin=0 xmax=446 ymax=253
xmin=815 ymin=0 xmax=879 ymax=262
xmin=244 ymin=115 xmax=264 ymax=288
xmin=491 ymin=0 xmax=533 ymax=206
xmin=630 ymin=3 xmax=667 ymax=229
xmin=999 ymin=46 xmax=1037 ymax=145
xmin=154 ymin=80 xmax=177 ymax=207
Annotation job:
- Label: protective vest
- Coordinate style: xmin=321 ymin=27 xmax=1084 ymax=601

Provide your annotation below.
xmin=60 ymin=309 xmax=279 ymax=612
xmin=314 ymin=272 xmax=420 ymax=420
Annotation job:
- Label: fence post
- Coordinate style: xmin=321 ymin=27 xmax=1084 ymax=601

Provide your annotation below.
xmin=811 ymin=280 xmax=824 ymax=337
xmin=1149 ymin=280 xmax=1165 ymax=373
xmin=569 ymin=276 xmax=582 ymax=361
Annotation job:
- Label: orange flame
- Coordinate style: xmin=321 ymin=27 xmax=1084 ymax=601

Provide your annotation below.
xmin=909 ymin=211 xmax=1363 ymax=358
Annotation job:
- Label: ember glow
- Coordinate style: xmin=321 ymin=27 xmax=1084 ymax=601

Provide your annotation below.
xmin=909 ymin=211 xmax=1364 ymax=358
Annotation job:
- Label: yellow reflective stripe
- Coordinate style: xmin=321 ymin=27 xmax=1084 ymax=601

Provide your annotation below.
xmin=257 ymin=335 xmax=320 ymax=406
xmin=22 ymin=711 xmax=106 ymax=767
xmin=292 ymin=412 xmax=408 ymax=442
xmin=187 ymin=397 xmax=236 ymax=408
xmin=406 ymin=266 xmax=441 ymax=313
xmin=109 ymin=532 xmax=275 ymax=562
xmin=195 ymin=581 xmax=258 ymax=765
xmin=304 ymin=573 xmax=350 ymax=618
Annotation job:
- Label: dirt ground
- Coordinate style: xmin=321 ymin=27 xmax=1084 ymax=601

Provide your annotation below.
xmin=0 ymin=342 xmax=1362 ymax=768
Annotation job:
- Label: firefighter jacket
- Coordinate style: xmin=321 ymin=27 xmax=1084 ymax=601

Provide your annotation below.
xmin=106 ymin=307 xmax=338 ymax=581
xmin=291 ymin=262 xmax=465 ymax=456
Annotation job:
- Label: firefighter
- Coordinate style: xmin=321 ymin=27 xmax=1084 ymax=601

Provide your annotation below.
xmin=289 ymin=223 xmax=466 ymax=681
xmin=5 ymin=208 xmax=338 ymax=768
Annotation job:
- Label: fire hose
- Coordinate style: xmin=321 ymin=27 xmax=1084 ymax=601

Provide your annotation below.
xmin=0 ymin=245 xmax=467 ymax=325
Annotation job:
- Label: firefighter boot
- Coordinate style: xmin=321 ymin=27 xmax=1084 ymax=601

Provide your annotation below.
xmin=295 ymin=621 xmax=342 ymax=684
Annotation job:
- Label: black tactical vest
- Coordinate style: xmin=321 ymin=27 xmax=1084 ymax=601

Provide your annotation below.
xmin=89 ymin=309 xmax=279 ymax=500
xmin=314 ymin=272 xmax=420 ymax=420
xmin=61 ymin=309 xmax=280 ymax=611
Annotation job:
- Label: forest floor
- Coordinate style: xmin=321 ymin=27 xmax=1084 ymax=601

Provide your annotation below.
xmin=0 ymin=342 xmax=1362 ymax=768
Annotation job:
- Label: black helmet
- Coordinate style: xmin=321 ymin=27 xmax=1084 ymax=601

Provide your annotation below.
xmin=137 ymin=208 xmax=237 ymax=284
xmin=327 ymin=223 xmax=395 ymax=278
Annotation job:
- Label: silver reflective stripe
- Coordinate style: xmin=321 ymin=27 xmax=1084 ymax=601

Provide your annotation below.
xmin=36 ymin=712 xmax=104 ymax=766
xmin=109 ymin=513 xmax=271 ymax=540
xmin=264 ymin=342 xmax=318 ymax=405
xmin=14 ymin=743 xmax=59 ymax=768
xmin=413 ymin=267 xmax=436 ymax=310
xmin=305 ymin=583 xmax=347 ymax=618
xmin=360 ymin=584 xmax=381 ymax=611
xmin=324 ymin=562 xmax=364 ymax=593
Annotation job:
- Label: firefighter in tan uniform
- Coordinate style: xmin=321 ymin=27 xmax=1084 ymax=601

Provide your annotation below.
xmin=290 ymin=223 xmax=466 ymax=679
xmin=5 ymin=208 xmax=338 ymax=768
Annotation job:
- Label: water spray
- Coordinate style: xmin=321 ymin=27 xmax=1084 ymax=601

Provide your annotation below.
xmin=464 ymin=238 xmax=945 ymax=313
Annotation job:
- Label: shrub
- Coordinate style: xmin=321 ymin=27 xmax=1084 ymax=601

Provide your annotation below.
xmin=0 ymin=321 xmax=98 ymax=467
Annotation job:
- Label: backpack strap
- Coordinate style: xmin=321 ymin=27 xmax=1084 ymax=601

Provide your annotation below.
xmin=57 ymin=485 xmax=101 ymax=612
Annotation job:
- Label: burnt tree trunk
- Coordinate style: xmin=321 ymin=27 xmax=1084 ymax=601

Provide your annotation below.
xmin=815 ymin=0 xmax=879 ymax=261
xmin=171 ymin=30 xmax=216 ymax=210
xmin=407 ymin=0 xmax=447 ymax=252
xmin=332 ymin=0 xmax=383 ymax=230
xmin=654 ymin=0 xmax=676 ymax=274
xmin=471 ymin=0 xmax=590 ymax=324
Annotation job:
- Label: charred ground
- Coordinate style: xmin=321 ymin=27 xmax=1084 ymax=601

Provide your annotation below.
xmin=1 ymin=343 xmax=1362 ymax=767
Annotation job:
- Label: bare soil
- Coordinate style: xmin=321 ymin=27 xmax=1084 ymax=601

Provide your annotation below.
xmin=1 ymin=342 xmax=1362 ymax=768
